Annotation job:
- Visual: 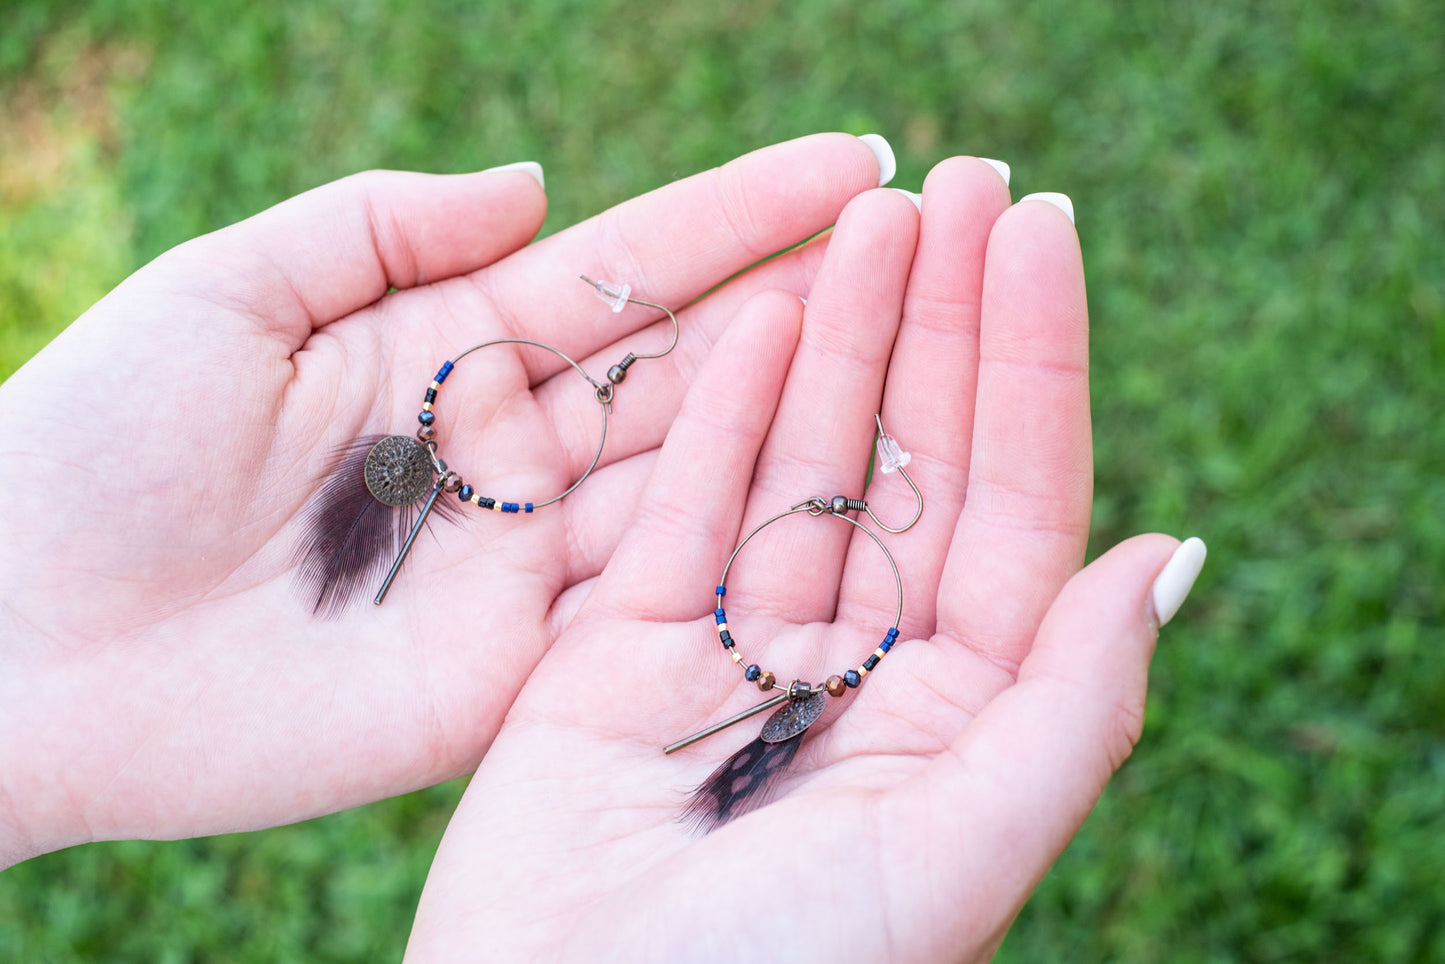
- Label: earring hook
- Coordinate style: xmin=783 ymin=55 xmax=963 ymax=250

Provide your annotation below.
xmin=861 ymin=414 xmax=923 ymax=534
xmin=580 ymin=275 xmax=680 ymax=363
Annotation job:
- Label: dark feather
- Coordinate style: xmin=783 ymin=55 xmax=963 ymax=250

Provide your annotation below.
xmin=682 ymin=733 xmax=804 ymax=833
xmin=292 ymin=435 xmax=457 ymax=617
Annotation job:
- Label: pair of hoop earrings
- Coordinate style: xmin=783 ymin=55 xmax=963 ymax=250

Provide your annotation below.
xmin=294 ymin=274 xmax=924 ymax=834
xmin=667 ymin=418 xmax=923 ymax=831
xmin=294 ymin=276 xmax=677 ymax=616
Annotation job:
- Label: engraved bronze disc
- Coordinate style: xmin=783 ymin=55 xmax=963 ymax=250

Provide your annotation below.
xmin=759 ymin=691 xmax=827 ymax=743
xmin=363 ymin=435 xmax=434 ymax=506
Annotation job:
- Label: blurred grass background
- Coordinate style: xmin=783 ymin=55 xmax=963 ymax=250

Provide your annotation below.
xmin=1 ymin=0 xmax=1441 ymax=960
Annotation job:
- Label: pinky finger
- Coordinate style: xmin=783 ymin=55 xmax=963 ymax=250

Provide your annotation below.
xmin=891 ymin=534 xmax=1205 ymax=950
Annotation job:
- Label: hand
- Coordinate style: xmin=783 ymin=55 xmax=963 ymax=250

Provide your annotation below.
xmin=407 ymin=162 xmax=1201 ymax=961
xmin=0 ymin=133 xmax=892 ymax=867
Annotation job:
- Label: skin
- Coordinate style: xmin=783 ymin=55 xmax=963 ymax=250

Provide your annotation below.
xmin=406 ymin=162 xmax=1182 ymax=962
xmin=0 ymin=132 xmax=887 ymax=867
xmin=0 ymin=142 xmax=1185 ymax=960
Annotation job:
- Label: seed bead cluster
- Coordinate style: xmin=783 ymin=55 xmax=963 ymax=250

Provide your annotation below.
xmin=713 ymin=585 xmax=901 ymax=699
xmin=415 ymin=360 xmax=534 ymax=514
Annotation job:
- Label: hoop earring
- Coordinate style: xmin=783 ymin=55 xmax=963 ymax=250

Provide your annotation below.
xmin=294 ymin=276 xmax=678 ymax=616
xmin=664 ymin=416 xmax=922 ymax=832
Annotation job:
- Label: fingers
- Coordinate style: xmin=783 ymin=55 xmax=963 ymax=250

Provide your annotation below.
xmin=456 ymin=132 xmax=889 ymax=372
xmin=837 ymin=157 xmax=1013 ymax=633
xmin=589 ymin=290 xmax=805 ymax=620
xmin=733 ymin=189 xmax=919 ymax=622
xmin=535 ymin=233 xmax=831 ymax=482
xmin=897 ymin=534 xmax=1187 ymax=951
xmin=158 ymin=168 xmax=548 ymax=346
xmin=936 ymin=196 xmax=1092 ymax=670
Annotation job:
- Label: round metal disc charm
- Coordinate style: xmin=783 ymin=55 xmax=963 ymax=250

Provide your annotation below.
xmin=363 ymin=435 xmax=434 ymax=506
xmin=759 ymin=691 xmax=827 ymax=743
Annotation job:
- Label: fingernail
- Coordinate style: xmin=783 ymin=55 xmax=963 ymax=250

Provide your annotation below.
xmin=978 ymin=158 xmax=1011 ymax=186
xmin=1149 ymin=537 xmax=1207 ymax=628
xmin=1019 ymin=191 xmax=1074 ymax=224
xmin=858 ymin=133 xmax=896 ymax=187
xmin=891 ymin=188 xmax=922 ymax=211
xmin=483 ymin=161 xmax=545 ymax=190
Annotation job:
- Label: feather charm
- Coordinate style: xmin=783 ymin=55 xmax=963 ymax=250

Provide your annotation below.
xmin=293 ymin=434 xmax=456 ymax=617
xmin=682 ymin=733 xmax=805 ymax=833
xmin=680 ymin=690 xmax=827 ymax=832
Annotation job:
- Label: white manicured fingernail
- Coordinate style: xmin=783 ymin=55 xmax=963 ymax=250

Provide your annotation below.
xmin=1020 ymin=191 xmax=1074 ymax=224
xmin=1149 ymin=537 xmax=1207 ymax=628
xmin=483 ymin=161 xmax=545 ymax=189
xmin=858 ymin=133 xmax=896 ymax=187
xmin=979 ymin=158 xmax=1011 ymax=186
xmin=891 ymin=188 xmax=922 ymax=211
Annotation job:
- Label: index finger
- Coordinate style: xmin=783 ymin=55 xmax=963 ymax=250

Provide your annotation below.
xmin=450 ymin=132 xmax=893 ymax=367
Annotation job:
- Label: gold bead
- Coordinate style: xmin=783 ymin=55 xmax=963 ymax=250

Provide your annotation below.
xmin=826 ymin=675 xmax=846 ymax=697
xmin=731 ymin=651 xmax=744 ymax=664
xmin=758 ymin=671 xmax=775 ymax=691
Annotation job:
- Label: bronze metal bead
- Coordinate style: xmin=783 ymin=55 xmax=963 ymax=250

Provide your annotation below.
xmin=440 ymin=471 xmax=463 ymax=493
xmin=417 ymin=424 xmax=438 ymax=442
xmin=825 ymin=674 xmax=846 ymax=697
xmin=757 ymin=671 xmax=775 ymax=692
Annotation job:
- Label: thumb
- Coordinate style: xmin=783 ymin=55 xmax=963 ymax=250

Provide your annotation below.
xmin=146 ymin=165 xmax=548 ymax=346
xmin=899 ymin=534 xmax=1207 ymax=952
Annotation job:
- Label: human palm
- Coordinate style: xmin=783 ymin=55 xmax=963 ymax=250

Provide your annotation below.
xmin=408 ymin=165 xmax=1185 ymax=961
xmin=0 ymin=134 xmax=887 ymax=864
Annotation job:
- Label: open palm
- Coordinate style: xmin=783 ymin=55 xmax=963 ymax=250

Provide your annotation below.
xmin=0 ymin=134 xmax=888 ymax=864
xmin=409 ymin=165 xmax=1184 ymax=961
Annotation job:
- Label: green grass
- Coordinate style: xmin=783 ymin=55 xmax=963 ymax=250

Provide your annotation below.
xmin=2 ymin=0 xmax=1442 ymax=960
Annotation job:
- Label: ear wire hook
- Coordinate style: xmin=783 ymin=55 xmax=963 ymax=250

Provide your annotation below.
xmin=580 ymin=276 xmax=681 ymax=389
xmin=858 ymin=414 xmax=923 ymax=534
xmin=806 ymin=416 xmax=922 ymax=534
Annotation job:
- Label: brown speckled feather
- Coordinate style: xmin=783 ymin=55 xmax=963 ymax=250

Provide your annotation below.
xmin=682 ymin=733 xmax=804 ymax=833
xmin=292 ymin=435 xmax=457 ymax=617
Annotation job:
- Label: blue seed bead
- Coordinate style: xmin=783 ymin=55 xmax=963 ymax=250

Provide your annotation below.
xmin=716 ymin=585 xmax=726 ymax=596
xmin=525 ymin=503 xmax=534 ymax=513
xmin=436 ymin=361 xmax=455 ymax=383
xmin=715 ymin=608 xmax=726 ymax=623
xmin=880 ymin=638 xmax=894 ymax=653
xmin=886 ymin=627 xmax=899 ymax=639
xmin=458 ymin=484 xmax=474 ymax=501
xmin=844 ymin=670 xmax=862 ymax=688
xmin=418 ymin=410 xmax=436 ymax=426
xmin=745 ymin=664 xmax=761 ymax=682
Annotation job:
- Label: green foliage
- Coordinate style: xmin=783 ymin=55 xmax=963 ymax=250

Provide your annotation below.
xmin=1 ymin=0 xmax=1440 ymax=959
xmin=0 ymin=782 xmax=462 ymax=961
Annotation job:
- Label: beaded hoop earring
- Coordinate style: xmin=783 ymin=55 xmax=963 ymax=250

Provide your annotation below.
xmin=294 ymin=276 xmax=677 ymax=616
xmin=665 ymin=416 xmax=923 ymax=831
